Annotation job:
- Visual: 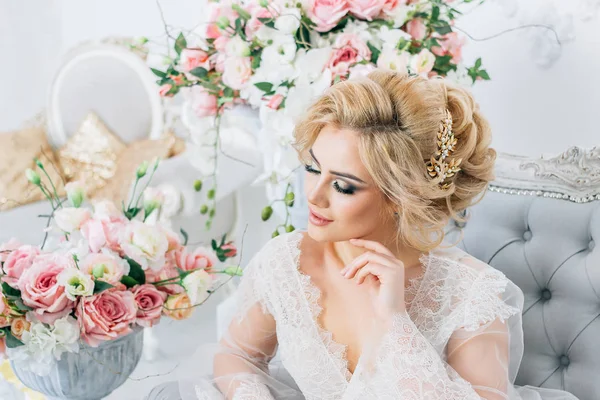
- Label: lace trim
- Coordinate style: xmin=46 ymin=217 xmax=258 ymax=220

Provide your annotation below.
xmin=287 ymin=231 xmax=354 ymax=383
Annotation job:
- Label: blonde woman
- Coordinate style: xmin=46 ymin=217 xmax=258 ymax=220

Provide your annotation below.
xmin=148 ymin=71 xmax=577 ymax=400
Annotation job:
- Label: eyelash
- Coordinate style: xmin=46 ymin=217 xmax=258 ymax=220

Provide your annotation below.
xmin=304 ymin=164 xmax=356 ymax=195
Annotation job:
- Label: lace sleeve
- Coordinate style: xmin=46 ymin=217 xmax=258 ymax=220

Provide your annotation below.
xmin=364 ymin=268 xmax=522 ymax=400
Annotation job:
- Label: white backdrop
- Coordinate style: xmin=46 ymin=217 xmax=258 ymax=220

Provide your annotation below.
xmin=0 ymin=0 xmax=598 ymax=156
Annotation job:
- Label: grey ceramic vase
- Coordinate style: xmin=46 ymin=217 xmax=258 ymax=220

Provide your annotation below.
xmin=11 ymin=327 xmax=144 ymax=400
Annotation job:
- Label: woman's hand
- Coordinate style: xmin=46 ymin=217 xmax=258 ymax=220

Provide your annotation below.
xmin=340 ymin=239 xmax=406 ymax=320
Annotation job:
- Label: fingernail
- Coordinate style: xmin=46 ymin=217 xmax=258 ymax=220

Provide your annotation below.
xmin=340 ymin=268 xmax=347 ymax=275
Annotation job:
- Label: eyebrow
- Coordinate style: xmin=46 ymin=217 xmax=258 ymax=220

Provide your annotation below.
xmin=309 ymin=149 xmax=367 ymax=184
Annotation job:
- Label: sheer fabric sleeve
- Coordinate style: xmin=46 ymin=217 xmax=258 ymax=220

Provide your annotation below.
xmin=361 ymin=266 xmax=523 ymax=399
xmin=174 ymin=245 xmax=302 ymax=400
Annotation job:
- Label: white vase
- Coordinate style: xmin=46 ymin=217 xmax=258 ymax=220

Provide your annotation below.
xmin=11 ymin=328 xmax=144 ymax=400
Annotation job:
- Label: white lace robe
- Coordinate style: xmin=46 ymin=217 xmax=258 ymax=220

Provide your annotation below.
xmin=171 ymin=231 xmax=578 ymax=400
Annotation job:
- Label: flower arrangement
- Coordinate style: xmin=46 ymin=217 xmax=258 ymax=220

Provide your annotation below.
xmin=0 ymin=159 xmax=241 ymax=376
xmin=151 ymin=0 xmax=489 ymax=235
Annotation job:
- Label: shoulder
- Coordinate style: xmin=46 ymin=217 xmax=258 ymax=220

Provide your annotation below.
xmin=429 ymin=246 xmax=509 ymax=287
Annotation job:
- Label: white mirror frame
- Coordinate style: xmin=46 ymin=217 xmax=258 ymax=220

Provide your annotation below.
xmin=46 ymin=42 xmax=164 ymax=148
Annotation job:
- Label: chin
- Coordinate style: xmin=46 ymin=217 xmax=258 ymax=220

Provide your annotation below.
xmin=306 ymin=224 xmax=349 ymax=243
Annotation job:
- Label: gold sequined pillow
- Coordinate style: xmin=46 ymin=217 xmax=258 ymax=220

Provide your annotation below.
xmin=57 ymin=112 xmax=126 ymax=198
xmin=0 ymin=126 xmax=66 ymax=211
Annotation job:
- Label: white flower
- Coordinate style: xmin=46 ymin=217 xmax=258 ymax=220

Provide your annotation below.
xmin=262 ymin=35 xmax=297 ymax=65
xmin=445 ymin=64 xmax=474 ymax=87
xmin=155 ymin=184 xmax=183 ymax=220
xmin=8 ymin=322 xmax=57 ymax=376
xmin=120 ymin=220 xmax=169 ymax=271
xmin=285 ymin=68 xmax=332 ymax=122
xmin=342 ymin=20 xmax=374 ymax=43
xmin=143 ymin=187 xmax=165 ymax=215
xmin=222 ymin=56 xmax=253 ymax=90
xmin=65 ymin=181 xmax=85 ymax=208
xmin=225 ymin=35 xmax=251 ymax=57
xmin=410 ymin=48 xmax=436 ymax=77
xmin=58 ymin=268 xmax=95 ymax=301
xmin=377 ymin=26 xmax=411 ymax=48
xmin=182 ymin=269 xmax=213 ymax=304
xmin=293 ymin=47 xmax=333 ymax=86
xmin=348 ymin=63 xmax=377 ymax=80
xmin=51 ymin=315 xmax=80 ymax=358
xmin=309 ymin=30 xmax=333 ymax=48
xmin=385 ymin=4 xmax=412 ymax=28
xmin=92 ymin=200 xmax=122 ymax=221
xmin=377 ymin=48 xmax=410 ymax=74
xmin=54 ymin=207 xmax=91 ymax=233
xmin=275 ymin=7 xmax=301 ymax=34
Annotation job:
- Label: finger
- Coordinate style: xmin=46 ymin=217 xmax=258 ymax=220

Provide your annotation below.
xmin=342 ymin=252 xmax=394 ymax=278
xmin=354 ymin=263 xmax=390 ymax=285
xmin=349 ymin=239 xmax=395 ymax=258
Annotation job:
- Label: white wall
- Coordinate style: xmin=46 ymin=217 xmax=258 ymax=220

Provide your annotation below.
xmin=0 ymin=0 xmax=598 ymax=156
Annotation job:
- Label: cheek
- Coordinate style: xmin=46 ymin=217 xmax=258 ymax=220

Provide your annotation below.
xmin=333 ymin=192 xmax=381 ymax=222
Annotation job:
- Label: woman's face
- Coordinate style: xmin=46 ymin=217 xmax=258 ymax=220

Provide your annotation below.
xmin=303 ymin=125 xmax=392 ymax=243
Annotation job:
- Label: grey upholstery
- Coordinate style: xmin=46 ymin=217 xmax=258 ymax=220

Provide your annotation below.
xmin=446 ymin=190 xmax=599 ymax=400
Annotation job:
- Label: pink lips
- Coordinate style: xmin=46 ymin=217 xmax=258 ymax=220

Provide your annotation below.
xmin=309 ymin=208 xmax=333 ymax=227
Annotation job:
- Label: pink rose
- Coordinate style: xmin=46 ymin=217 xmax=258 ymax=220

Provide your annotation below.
xmin=175 ymin=246 xmax=217 ymax=272
xmin=328 ymin=33 xmax=371 ymax=77
xmin=245 ymin=5 xmax=277 ymax=39
xmin=76 ymin=289 xmax=137 ymax=347
xmin=180 ymin=49 xmax=211 ymax=72
xmin=306 ymin=0 xmax=349 ymax=32
xmin=81 ymin=251 xmax=129 ymax=285
xmin=406 ymin=18 xmax=427 ymax=40
xmin=222 ymin=57 xmax=252 ymax=90
xmin=431 ymin=32 xmax=465 ymax=64
xmin=381 ymin=0 xmax=407 ymax=16
xmin=18 ymin=254 xmax=75 ymax=324
xmin=205 ymin=1 xmax=238 ymax=39
xmin=131 ymin=284 xmax=167 ymax=328
xmin=349 ymin=0 xmax=385 ymax=20
xmin=2 ymin=245 xmax=40 ymax=288
xmin=221 ymin=242 xmax=237 ymax=258
xmin=0 ymin=337 xmax=5 ymax=359
xmin=191 ymin=86 xmax=219 ymax=118
xmin=0 ymin=238 xmax=21 ymax=263
xmin=146 ymin=262 xmax=184 ymax=295
xmin=267 ymin=94 xmax=284 ymax=110
xmin=410 ymin=48 xmax=436 ymax=76
xmin=81 ymin=217 xmax=126 ymax=254
xmin=159 ymin=84 xmax=173 ymax=97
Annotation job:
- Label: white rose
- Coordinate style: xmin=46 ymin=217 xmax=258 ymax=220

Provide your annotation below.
xmin=377 ymin=48 xmax=410 ymax=74
xmin=92 ymin=200 xmax=122 ymax=221
xmin=222 ymin=56 xmax=253 ymax=90
xmin=54 ymin=207 xmax=91 ymax=233
xmin=58 ymin=268 xmax=95 ymax=301
xmin=120 ymin=220 xmax=169 ymax=271
xmin=410 ymin=48 xmax=436 ymax=77
xmin=8 ymin=322 xmax=57 ymax=375
xmin=182 ymin=269 xmax=213 ymax=304
xmin=262 ymin=35 xmax=297 ymax=65
xmin=275 ymin=8 xmax=301 ymax=35
xmin=377 ymin=26 xmax=411 ymax=48
xmin=445 ymin=64 xmax=473 ymax=87
xmin=348 ymin=63 xmax=377 ymax=80
xmin=293 ymin=47 xmax=333 ymax=85
xmin=51 ymin=315 xmax=80 ymax=357
xmin=385 ymin=4 xmax=412 ymax=28
xmin=225 ymin=35 xmax=251 ymax=57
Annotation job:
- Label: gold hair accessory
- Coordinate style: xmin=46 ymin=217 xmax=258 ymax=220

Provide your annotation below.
xmin=426 ymin=109 xmax=462 ymax=190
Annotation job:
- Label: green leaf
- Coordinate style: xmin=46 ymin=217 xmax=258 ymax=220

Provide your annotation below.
xmin=254 ymin=82 xmax=273 ymax=93
xmin=124 ymin=207 xmax=142 ymax=220
xmin=189 ymin=67 xmax=208 ymax=79
xmin=5 ymin=331 xmax=24 ymax=348
xmin=120 ymin=275 xmax=138 ymax=289
xmin=151 ymin=68 xmax=167 ymax=78
xmin=223 ymin=87 xmax=234 ymax=98
xmin=258 ymin=18 xmax=275 ymax=29
xmin=431 ymin=5 xmax=440 ymax=21
xmin=251 ymin=51 xmax=262 ymax=69
xmin=180 ymin=228 xmax=189 ymax=246
xmin=2 ymin=282 xmax=21 ymax=298
xmin=232 ymin=4 xmax=251 ymax=20
xmin=432 ymin=21 xmax=452 ymax=35
xmin=175 ymin=32 xmax=187 ymax=55
xmin=13 ymin=299 xmax=32 ymax=312
xmin=211 ymin=239 xmax=218 ymax=250
xmin=198 ymin=81 xmax=221 ymax=93
xmin=125 ymin=257 xmax=146 ymax=284
xmin=478 ymin=70 xmax=490 ymax=80
xmin=367 ymin=42 xmax=381 ymax=65
xmin=220 ymin=234 xmax=226 ymax=246
xmin=222 ymin=266 xmax=243 ymax=276
xmin=93 ymin=280 xmax=115 ymax=294
xmin=475 ymin=57 xmax=482 ymax=69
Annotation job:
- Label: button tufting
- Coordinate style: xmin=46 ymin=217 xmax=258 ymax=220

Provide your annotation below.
xmin=590 ymin=240 xmax=596 ymax=251
xmin=559 ymin=355 xmax=570 ymax=367
xmin=541 ymin=289 xmax=552 ymax=301
xmin=523 ymin=230 xmax=532 ymax=241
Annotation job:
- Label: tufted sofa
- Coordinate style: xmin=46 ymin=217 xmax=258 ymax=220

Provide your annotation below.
xmin=445 ymin=147 xmax=600 ymax=400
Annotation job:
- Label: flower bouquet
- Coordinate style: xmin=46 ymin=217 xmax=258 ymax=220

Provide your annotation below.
xmin=149 ymin=0 xmax=489 ymax=235
xmin=0 ymin=159 xmax=241 ymax=399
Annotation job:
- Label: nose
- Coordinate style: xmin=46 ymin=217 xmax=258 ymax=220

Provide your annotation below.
xmin=305 ymin=174 xmax=330 ymax=209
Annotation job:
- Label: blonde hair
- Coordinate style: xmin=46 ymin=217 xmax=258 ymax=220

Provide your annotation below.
xmin=293 ymin=71 xmax=496 ymax=252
